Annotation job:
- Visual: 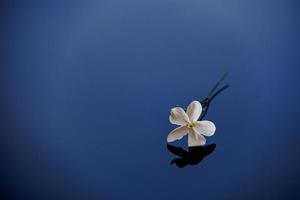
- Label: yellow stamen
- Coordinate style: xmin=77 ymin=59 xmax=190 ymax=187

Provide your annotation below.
xmin=187 ymin=123 xmax=194 ymax=129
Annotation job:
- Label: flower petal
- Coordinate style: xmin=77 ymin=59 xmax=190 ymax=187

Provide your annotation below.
xmin=167 ymin=126 xmax=189 ymax=142
xmin=188 ymin=131 xmax=206 ymax=147
xmin=193 ymin=120 xmax=216 ymax=136
xmin=186 ymin=101 xmax=202 ymax=122
xmin=169 ymin=107 xmax=190 ymax=126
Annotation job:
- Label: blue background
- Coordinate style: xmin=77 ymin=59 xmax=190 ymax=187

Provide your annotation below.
xmin=1 ymin=0 xmax=300 ymax=199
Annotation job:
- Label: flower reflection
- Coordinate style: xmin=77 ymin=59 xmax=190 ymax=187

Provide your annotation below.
xmin=167 ymin=144 xmax=216 ymax=168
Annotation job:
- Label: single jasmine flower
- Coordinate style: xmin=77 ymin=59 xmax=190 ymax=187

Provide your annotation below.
xmin=167 ymin=101 xmax=216 ymax=147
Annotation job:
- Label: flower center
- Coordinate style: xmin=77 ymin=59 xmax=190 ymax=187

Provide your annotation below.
xmin=187 ymin=123 xmax=194 ymax=129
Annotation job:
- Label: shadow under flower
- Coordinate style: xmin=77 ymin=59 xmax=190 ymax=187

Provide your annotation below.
xmin=167 ymin=144 xmax=216 ymax=168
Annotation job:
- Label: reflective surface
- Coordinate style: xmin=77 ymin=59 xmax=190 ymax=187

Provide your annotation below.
xmin=1 ymin=0 xmax=300 ymax=199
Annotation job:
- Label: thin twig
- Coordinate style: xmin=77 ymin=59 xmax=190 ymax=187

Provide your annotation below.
xmin=199 ymin=72 xmax=230 ymax=119
xmin=207 ymin=72 xmax=229 ymax=98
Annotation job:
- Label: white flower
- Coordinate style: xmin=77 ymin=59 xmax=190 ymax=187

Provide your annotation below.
xmin=167 ymin=101 xmax=216 ymax=147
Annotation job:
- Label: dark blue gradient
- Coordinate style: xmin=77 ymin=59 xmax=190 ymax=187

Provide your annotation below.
xmin=1 ymin=0 xmax=300 ymax=199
